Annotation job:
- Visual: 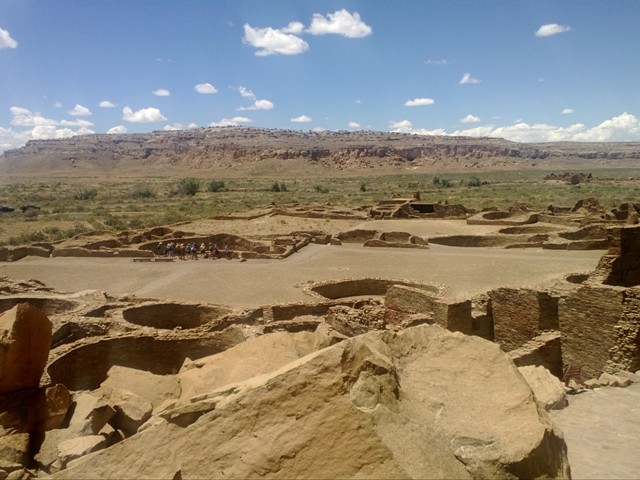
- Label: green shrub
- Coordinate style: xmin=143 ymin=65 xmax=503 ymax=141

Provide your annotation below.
xmin=131 ymin=184 xmax=156 ymax=198
xmin=433 ymin=176 xmax=452 ymax=188
xmin=314 ymin=184 xmax=329 ymax=193
xmin=73 ymin=187 xmax=98 ymax=200
xmin=467 ymin=176 xmax=482 ymax=187
xmin=207 ymin=180 xmax=226 ymax=192
xmin=270 ymin=182 xmax=288 ymax=192
xmin=360 ymin=182 xmax=367 ymax=192
xmin=175 ymin=177 xmax=201 ymax=196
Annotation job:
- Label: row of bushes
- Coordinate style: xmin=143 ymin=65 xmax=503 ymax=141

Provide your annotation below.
xmin=71 ymin=176 xmax=488 ymax=201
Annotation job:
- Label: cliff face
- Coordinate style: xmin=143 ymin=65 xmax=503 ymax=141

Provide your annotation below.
xmin=1 ymin=127 xmax=640 ymax=174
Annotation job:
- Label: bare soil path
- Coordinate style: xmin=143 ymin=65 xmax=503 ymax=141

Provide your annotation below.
xmin=0 ymin=243 xmax=601 ymax=308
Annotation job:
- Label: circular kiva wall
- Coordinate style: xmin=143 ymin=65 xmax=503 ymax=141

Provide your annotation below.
xmin=122 ymin=302 xmax=231 ymax=330
xmin=47 ymin=330 xmax=245 ymax=391
xmin=0 ymin=297 xmax=80 ymax=315
xmin=308 ymin=278 xmax=443 ymax=300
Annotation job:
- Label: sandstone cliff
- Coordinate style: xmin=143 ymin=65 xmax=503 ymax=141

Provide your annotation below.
xmin=2 ymin=127 xmax=639 ymax=174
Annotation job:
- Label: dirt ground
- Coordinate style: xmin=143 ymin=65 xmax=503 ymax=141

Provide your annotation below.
xmin=0 ymin=218 xmax=601 ymax=308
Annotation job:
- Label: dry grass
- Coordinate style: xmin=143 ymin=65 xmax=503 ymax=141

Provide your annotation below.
xmin=1 ymin=168 xmax=640 ymax=246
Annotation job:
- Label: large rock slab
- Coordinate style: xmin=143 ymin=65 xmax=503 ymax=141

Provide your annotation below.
xmin=0 ymin=303 xmax=52 ymax=394
xmin=58 ymin=325 xmax=570 ymax=479
xmin=518 ymin=365 xmax=568 ymax=411
xmin=99 ymin=365 xmax=180 ymax=410
xmin=177 ymin=330 xmax=331 ymax=404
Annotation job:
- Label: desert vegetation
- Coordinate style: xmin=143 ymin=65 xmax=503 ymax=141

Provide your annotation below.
xmin=1 ymin=168 xmax=640 ymax=246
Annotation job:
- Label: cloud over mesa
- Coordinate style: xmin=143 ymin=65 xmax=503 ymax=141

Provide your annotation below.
xmin=243 ymin=9 xmax=371 ymax=56
xmin=122 ymin=106 xmax=167 ymax=123
xmin=390 ymin=113 xmax=640 ymax=143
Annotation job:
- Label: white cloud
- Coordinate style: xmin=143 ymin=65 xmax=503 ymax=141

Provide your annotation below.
xmin=282 ymin=21 xmax=305 ymax=34
xmin=194 ymin=83 xmax=218 ymax=94
xmin=209 ymin=116 xmax=252 ymax=127
xmin=307 ymin=10 xmax=372 ymax=38
xmin=0 ymin=106 xmax=97 ymax=152
xmin=234 ymin=86 xmax=273 ymax=111
xmin=107 ymin=125 xmax=127 ymax=134
xmin=425 ymin=59 xmax=447 ymax=66
xmin=388 ymin=112 xmax=640 ymax=143
xmin=30 ymin=125 xmax=94 ymax=140
xmin=404 ymin=98 xmax=435 ymax=107
xmin=99 ymin=100 xmax=116 ymax=108
xmin=348 ymin=121 xmax=361 ymax=129
xmin=10 ymin=107 xmax=57 ymax=127
xmin=460 ymin=114 xmax=481 ymax=123
xmin=53 ymin=101 xmax=62 ymax=108
xmin=68 ymin=104 xmax=92 ymax=116
xmin=122 ymin=106 xmax=167 ymax=123
xmin=152 ymin=88 xmax=171 ymax=97
xmin=291 ymin=115 xmax=312 ymax=123
xmin=60 ymin=119 xmax=93 ymax=127
xmin=0 ymin=27 xmax=18 ymax=49
xmin=561 ymin=108 xmax=574 ymax=115
xmin=238 ymin=86 xmax=255 ymax=99
xmin=535 ymin=23 xmax=571 ymax=37
xmin=254 ymin=99 xmax=274 ymax=110
xmin=389 ymin=119 xmax=414 ymax=131
xmin=459 ymin=73 xmax=481 ymax=85
xmin=243 ymin=24 xmax=309 ymax=56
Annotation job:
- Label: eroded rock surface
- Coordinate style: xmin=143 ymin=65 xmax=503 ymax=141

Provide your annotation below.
xmin=58 ymin=325 xmax=570 ymax=479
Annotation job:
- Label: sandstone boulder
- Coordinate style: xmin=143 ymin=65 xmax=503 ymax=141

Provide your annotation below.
xmin=518 ymin=365 xmax=568 ymax=410
xmin=67 ymin=392 xmax=115 ymax=436
xmin=177 ymin=330 xmax=331 ymax=405
xmin=99 ymin=365 xmax=181 ymax=410
xmin=93 ymin=387 xmax=153 ymax=436
xmin=58 ymin=435 xmax=109 ymax=468
xmin=59 ymin=325 xmax=570 ymax=479
xmin=0 ymin=432 xmax=29 ymax=470
xmin=0 ymin=303 xmax=52 ymax=394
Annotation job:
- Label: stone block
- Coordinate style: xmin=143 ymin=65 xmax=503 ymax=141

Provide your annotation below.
xmin=0 ymin=303 xmax=52 ymax=394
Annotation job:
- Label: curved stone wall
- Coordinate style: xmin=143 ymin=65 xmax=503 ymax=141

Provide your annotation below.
xmin=308 ymin=278 xmax=443 ymax=300
xmin=122 ymin=302 xmax=231 ymax=330
xmin=0 ymin=297 xmax=81 ymax=315
xmin=47 ymin=329 xmax=245 ymax=391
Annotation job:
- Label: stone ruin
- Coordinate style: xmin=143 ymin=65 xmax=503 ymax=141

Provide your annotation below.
xmin=1 ymin=221 xmax=639 ymax=477
xmin=1 ymin=197 xmax=636 ymax=263
xmin=2 ymin=207 xmax=640 ymax=477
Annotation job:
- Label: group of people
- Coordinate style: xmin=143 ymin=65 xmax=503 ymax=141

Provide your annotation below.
xmin=156 ymin=241 xmax=233 ymax=260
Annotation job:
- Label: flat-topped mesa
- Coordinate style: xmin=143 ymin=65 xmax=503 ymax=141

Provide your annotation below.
xmin=2 ymin=126 xmax=640 ymax=174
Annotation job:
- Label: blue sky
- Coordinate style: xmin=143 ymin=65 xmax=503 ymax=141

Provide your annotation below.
xmin=1 ymin=0 xmax=639 ymax=152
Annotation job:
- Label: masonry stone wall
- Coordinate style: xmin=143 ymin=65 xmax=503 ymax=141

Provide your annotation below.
xmin=559 ymin=285 xmax=625 ymax=379
xmin=385 ymin=285 xmax=439 ymax=316
xmin=508 ymin=331 xmax=563 ymax=379
xmin=606 ymin=286 xmax=640 ymax=373
xmin=488 ymin=288 xmax=559 ymax=352
xmin=602 ymin=226 xmax=640 ymax=286
xmin=384 ymin=285 xmax=490 ymax=339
